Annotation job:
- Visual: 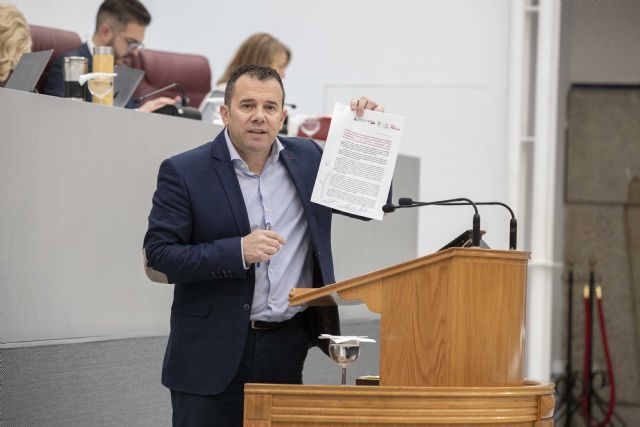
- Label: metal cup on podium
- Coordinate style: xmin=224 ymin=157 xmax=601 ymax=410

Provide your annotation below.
xmin=321 ymin=334 xmax=375 ymax=385
xmin=329 ymin=341 xmax=361 ymax=385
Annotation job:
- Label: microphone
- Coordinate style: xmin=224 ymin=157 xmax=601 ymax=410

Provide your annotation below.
xmin=398 ymin=197 xmax=517 ymax=250
xmin=388 ymin=197 xmax=481 ymax=247
xmin=135 ymin=82 xmax=190 ymax=106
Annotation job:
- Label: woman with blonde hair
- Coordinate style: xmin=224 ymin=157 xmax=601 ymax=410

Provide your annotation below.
xmin=217 ymin=32 xmax=290 ymax=89
xmin=201 ymin=32 xmax=290 ymax=122
xmin=0 ymin=3 xmax=32 ymax=85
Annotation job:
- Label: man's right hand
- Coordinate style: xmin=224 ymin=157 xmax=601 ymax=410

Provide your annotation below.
xmin=243 ymin=229 xmax=286 ymax=265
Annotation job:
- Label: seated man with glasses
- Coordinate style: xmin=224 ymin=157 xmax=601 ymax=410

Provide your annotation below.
xmin=44 ymin=0 xmax=176 ymax=112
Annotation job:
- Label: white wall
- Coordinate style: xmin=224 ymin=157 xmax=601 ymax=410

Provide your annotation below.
xmin=16 ymin=0 xmax=515 ymax=254
xmin=0 ymin=89 xmax=419 ymax=344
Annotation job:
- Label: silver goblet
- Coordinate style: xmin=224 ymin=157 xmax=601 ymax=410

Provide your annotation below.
xmin=328 ymin=341 xmax=360 ymax=385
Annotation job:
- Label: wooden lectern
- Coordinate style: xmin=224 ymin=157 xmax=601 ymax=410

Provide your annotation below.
xmin=244 ymin=248 xmax=555 ymax=426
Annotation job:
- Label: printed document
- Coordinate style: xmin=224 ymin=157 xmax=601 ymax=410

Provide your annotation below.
xmin=311 ymin=102 xmax=404 ymax=220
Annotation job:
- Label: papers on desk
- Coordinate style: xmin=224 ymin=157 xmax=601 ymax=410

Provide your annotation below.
xmin=311 ymin=102 xmax=405 ymax=220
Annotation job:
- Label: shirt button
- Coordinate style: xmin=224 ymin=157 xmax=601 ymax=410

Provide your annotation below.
xmin=243 ymin=304 xmax=250 ymax=311
xmin=268 ymin=298 xmax=273 ymax=305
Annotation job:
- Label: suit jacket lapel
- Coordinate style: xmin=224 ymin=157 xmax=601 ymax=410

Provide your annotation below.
xmin=279 ymin=142 xmax=318 ymax=232
xmin=210 ymin=132 xmax=252 ymax=235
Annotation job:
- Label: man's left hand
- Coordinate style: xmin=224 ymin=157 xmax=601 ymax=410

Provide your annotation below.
xmin=350 ymin=96 xmax=384 ymax=116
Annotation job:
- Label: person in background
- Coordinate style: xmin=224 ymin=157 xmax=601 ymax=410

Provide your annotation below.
xmin=217 ymin=33 xmax=290 ymax=91
xmin=201 ymin=32 xmax=290 ymax=124
xmin=0 ymin=3 xmax=32 ymax=86
xmin=43 ymin=0 xmax=176 ymax=111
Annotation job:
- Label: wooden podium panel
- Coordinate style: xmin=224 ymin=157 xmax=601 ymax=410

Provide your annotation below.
xmin=379 ymin=249 xmax=527 ymax=387
xmin=290 ymin=248 xmax=529 ymax=388
xmin=244 ymin=381 xmax=555 ymax=426
xmin=263 ymin=248 xmax=555 ymax=426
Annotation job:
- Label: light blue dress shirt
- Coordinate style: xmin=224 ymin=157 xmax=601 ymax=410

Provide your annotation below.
xmin=225 ymin=129 xmax=312 ymax=322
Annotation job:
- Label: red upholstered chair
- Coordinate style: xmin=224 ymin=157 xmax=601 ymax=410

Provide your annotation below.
xmin=297 ymin=115 xmax=332 ymax=141
xmin=29 ymin=25 xmax=82 ymax=93
xmin=130 ymin=49 xmax=211 ymax=108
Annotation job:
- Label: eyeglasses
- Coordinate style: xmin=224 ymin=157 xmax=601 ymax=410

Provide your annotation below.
xmin=110 ymin=25 xmax=145 ymax=53
xmin=120 ymin=35 xmax=144 ymax=53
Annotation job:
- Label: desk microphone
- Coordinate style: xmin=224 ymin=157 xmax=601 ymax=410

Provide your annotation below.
xmin=385 ymin=197 xmax=517 ymax=250
xmin=136 ymin=82 xmax=190 ymax=106
xmin=383 ymin=197 xmax=481 ymax=247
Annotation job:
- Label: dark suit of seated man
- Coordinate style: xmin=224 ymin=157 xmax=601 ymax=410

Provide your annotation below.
xmin=45 ymin=43 xmax=93 ymax=102
xmin=43 ymin=0 xmax=176 ymax=112
xmin=143 ymin=64 xmax=386 ymax=427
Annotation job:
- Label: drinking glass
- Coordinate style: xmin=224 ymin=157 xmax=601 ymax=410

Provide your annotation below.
xmin=299 ymin=117 xmax=321 ymax=138
xmin=329 ymin=341 xmax=360 ymax=385
xmin=87 ymin=75 xmax=114 ymax=102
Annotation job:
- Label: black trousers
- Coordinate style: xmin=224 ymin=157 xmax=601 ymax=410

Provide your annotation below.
xmin=170 ymin=318 xmax=309 ymax=427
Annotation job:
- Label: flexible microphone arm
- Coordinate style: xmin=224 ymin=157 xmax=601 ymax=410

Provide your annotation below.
xmin=398 ymin=197 xmax=517 ymax=250
xmin=397 ymin=197 xmax=478 ymax=214
xmin=135 ymin=82 xmax=189 ymax=106
xmin=384 ymin=197 xmax=481 ymax=247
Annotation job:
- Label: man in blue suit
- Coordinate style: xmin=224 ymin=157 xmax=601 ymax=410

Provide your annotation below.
xmin=143 ymin=64 xmax=384 ymax=426
xmin=43 ymin=0 xmax=175 ymax=111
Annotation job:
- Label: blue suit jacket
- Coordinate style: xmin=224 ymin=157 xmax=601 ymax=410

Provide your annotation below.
xmin=44 ymin=43 xmax=137 ymax=108
xmin=143 ymin=131 xmax=341 ymax=395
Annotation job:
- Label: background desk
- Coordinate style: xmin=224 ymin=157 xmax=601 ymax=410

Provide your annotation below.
xmin=0 ymin=89 xmax=418 ymax=425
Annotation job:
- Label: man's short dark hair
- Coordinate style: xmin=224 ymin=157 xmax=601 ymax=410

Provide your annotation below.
xmin=224 ymin=64 xmax=285 ymax=106
xmin=95 ymin=0 xmax=151 ymax=32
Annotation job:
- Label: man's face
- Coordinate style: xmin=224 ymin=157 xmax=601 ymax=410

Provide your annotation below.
xmin=108 ymin=22 xmax=146 ymax=65
xmin=220 ymin=75 xmax=286 ymax=161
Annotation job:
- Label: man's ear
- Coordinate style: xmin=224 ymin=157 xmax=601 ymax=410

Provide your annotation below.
xmin=280 ymin=108 xmax=288 ymax=127
xmin=95 ymin=22 xmax=113 ymax=44
xmin=220 ymin=104 xmax=230 ymax=126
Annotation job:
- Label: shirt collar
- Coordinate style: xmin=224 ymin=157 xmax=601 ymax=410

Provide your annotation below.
xmin=224 ymin=128 xmax=284 ymax=166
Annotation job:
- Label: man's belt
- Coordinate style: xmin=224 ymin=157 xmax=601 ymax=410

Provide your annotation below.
xmin=249 ymin=312 xmax=303 ymax=331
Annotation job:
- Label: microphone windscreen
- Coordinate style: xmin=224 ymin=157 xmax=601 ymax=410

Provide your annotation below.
xmin=398 ymin=197 xmax=414 ymax=206
xmin=382 ymin=204 xmax=396 ymax=213
xmin=509 ymin=218 xmax=517 ymax=250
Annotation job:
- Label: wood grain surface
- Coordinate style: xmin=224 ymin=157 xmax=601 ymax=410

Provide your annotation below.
xmin=244 ymin=380 xmax=554 ymax=426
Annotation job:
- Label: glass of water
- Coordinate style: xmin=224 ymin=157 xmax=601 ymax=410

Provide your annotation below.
xmin=87 ymin=74 xmax=114 ymax=102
